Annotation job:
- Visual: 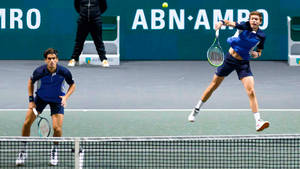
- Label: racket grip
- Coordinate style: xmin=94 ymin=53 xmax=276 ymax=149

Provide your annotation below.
xmin=32 ymin=108 xmax=38 ymax=116
xmin=215 ymin=29 xmax=219 ymax=38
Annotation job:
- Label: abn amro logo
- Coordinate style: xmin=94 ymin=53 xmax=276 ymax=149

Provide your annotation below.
xmin=296 ymin=58 xmax=300 ymax=64
xmin=85 ymin=57 xmax=91 ymax=64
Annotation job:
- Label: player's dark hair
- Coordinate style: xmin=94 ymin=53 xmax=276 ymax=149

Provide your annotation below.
xmin=43 ymin=48 xmax=58 ymax=59
xmin=249 ymin=11 xmax=263 ymax=22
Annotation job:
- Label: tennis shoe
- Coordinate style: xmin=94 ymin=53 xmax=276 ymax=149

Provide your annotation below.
xmin=49 ymin=148 xmax=58 ymax=166
xmin=79 ymin=148 xmax=85 ymax=169
xmin=68 ymin=59 xmax=76 ymax=67
xmin=256 ymin=119 xmax=270 ymax=132
xmin=16 ymin=151 xmax=27 ymax=166
xmin=188 ymin=108 xmax=199 ymax=122
xmin=102 ymin=59 xmax=110 ymax=67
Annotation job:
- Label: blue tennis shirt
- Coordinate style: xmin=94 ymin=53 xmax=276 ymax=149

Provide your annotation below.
xmin=227 ymin=21 xmax=266 ymax=61
xmin=31 ymin=64 xmax=74 ymax=103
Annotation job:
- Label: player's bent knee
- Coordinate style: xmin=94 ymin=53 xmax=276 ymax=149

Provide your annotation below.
xmin=53 ymin=126 xmax=62 ymax=134
xmin=247 ymin=89 xmax=256 ymax=97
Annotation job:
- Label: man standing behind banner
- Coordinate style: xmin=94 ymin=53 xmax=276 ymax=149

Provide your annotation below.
xmin=68 ymin=0 xmax=109 ymax=67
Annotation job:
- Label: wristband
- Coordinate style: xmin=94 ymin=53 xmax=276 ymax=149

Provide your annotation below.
xmin=221 ymin=20 xmax=225 ymax=25
xmin=29 ymin=96 xmax=34 ymax=102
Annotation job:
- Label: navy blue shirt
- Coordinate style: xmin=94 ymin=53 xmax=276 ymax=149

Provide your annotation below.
xmin=31 ymin=64 xmax=74 ymax=103
xmin=227 ymin=21 xmax=266 ymax=60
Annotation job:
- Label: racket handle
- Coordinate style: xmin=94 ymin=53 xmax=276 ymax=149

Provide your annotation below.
xmin=215 ymin=29 xmax=219 ymax=38
xmin=32 ymin=108 xmax=38 ymax=116
xmin=216 ymin=29 xmax=220 ymax=38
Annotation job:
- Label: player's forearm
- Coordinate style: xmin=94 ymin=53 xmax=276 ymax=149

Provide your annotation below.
xmin=221 ymin=20 xmax=236 ymax=27
xmin=27 ymin=79 xmax=34 ymax=97
xmin=64 ymin=83 xmax=76 ymax=99
xmin=216 ymin=20 xmax=236 ymax=30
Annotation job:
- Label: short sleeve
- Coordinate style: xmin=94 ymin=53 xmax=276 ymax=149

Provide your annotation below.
xmin=30 ymin=69 xmax=39 ymax=84
xmin=257 ymin=36 xmax=266 ymax=50
xmin=64 ymin=69 xmax=74 ymax=85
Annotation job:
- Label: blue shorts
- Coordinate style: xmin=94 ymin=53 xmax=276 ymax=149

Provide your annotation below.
xmin=216 ymin=53 xmax=253 ymax=80
xmin=35 ymin=96 xmax=64 ymax=116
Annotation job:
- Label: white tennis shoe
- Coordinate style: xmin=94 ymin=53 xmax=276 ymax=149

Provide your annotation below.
xmin=49 ymin=147 xmax=58 ymax=166
xmin=188 ymin=108 xmax=199 ymax=122
xmin=256 ymin=119 xmax=270 ymax=132
xmin=79 ymin=148 xmax=85 ymax=169
xmin=16 ymin=151 xmax=27 ymax=166
xmin=102 ymin=60 xmax=110 ymax=67
xmin=68 ymin=59 xmax=76 ymax=67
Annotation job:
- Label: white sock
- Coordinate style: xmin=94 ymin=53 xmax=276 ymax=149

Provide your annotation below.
xmin=253 ymin=112 xmax=260 ymax=122
xmin=195 ymin=100 xmax=204 ymax=110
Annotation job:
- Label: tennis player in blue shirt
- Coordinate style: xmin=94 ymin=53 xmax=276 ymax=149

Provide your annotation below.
xmin=188 ymin=11 xmax=270 ymax=132
xmin=16 ymin=48 xmax=76 ymax=166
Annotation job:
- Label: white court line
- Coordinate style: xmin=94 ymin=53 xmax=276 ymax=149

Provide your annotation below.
xmin=0 ymin=109 xmax=299 ymax=112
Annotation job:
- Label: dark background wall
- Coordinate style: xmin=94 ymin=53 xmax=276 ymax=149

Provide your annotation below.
xmin=0 ymin=0 xmax=298 ymax=60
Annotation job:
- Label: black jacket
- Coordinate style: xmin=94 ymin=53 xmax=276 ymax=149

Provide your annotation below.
xmin=75 ymin=0 xmax=107 ymax=21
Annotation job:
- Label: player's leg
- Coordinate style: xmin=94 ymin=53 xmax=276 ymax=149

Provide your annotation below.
xmin=69 ymin=20 xmax=90 ymax=67
xmin=241 ymin=76 xmax=269 ymax=131
xmin=90 ymin=21 xmax=109 ymax=67
xmin=188 ymin=53 xmax=235 ymax=122
xmin=22 ymin=96 xmax=47 ymax=136
xmin=188 ymin=75 xmax=224 ymax=122
xmin=52 ymin=113 xmax=64 ymax=137
xmin=241 ymin=76 xmax=258 ymax=112
xmin=16 ymin=109 xmax=36 ymax=166
xmin=16 ymin=110 xmax=35 ymax=166
xmin=21 ymin=109 xmax=37 ymax=137
xmin=17 ymin=96 xmax=46 ymax=166
xmin=201 ymin=74 xmax=225 ymax=102
xmin=49 ymin=104 xmax=64 ymax=166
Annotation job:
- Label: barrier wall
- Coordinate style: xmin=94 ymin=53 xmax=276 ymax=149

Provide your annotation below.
xmin=0 ymin=0 xmax=298 ymax=60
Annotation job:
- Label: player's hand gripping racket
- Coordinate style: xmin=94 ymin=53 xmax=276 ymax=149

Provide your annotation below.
xmin=207 ymin=29 xmax=224 ymax=67
xmin=33 ymin=108 xmax=51 ymax=137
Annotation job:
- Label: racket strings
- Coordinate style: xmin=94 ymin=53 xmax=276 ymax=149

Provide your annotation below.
xmin=209 ymin=50 xmax=224 ymax=65
xmin=39 ymin=119 xmax=50 ymax=137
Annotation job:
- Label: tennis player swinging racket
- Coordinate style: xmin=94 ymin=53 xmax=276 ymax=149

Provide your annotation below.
xmin=188 ymin=11 xmax=269 ymax=132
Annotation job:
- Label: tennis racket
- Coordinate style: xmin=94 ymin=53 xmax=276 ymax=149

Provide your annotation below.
xmin=207 ymin=29 xmax=224 ymax=67
xmin=33 ymin=108 xmax=51 ymax=137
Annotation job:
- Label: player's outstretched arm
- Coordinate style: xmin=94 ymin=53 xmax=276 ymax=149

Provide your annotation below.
xmin=215 ymin=20 xmax=237 ymax=30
